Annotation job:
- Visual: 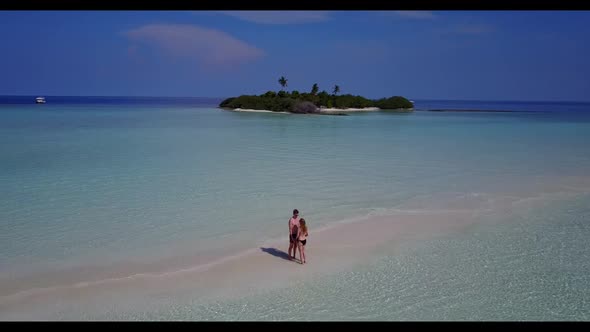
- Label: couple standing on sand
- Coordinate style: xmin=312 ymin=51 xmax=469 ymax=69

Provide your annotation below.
xmin=288 ymin=209 xmax=308 ymax=264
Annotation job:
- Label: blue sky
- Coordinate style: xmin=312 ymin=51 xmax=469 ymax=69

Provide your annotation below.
xmin=1 ymin=10 xmax=589 ymax=101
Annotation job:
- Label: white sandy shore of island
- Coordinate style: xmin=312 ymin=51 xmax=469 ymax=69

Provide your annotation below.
xmin=228 ymin=107 xmax=381 ymax=114
xmin=319 ymin=107 xmax=380 ymax=112
xmin=231 ymin=108 xmax=290 ymax=114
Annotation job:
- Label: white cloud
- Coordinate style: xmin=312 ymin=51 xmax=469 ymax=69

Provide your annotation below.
xmin=389 ymin=11 xmax=437 ymax=20
xmin=218 ymin=11 xmax=330 ymax=24
xmin=124 ymin=24 xmax=265 ymax=67
xmin=432 ymin=23 xmax=496 ymax=37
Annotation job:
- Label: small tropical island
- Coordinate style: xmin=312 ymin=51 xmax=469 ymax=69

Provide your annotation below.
xmin=219 ymin=76 xmax=414 ymax=115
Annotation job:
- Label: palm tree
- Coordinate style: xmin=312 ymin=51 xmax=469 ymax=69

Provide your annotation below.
xmin=333 ymin=85 xmax=340 ymax=96
xmin=311 ymin=83 xmax=319 ymax=95
xmin=278 ymin=76 xmax=288 ymax=91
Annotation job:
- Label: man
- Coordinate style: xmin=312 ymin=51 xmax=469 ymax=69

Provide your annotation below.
xmin=288 ymin=209 xmax=301 ymax=260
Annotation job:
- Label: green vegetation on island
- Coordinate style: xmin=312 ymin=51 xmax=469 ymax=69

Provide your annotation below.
xmin=219 ymin=77 xmax=414 ymax=114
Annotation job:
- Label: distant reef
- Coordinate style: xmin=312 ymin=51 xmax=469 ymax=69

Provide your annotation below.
xmin=427 ymin=109 xmax=522 ymax=113
xmin=218 ymin=77 xmax=414 ymax=115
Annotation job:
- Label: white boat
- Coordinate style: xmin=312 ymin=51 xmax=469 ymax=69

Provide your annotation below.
xmin=35 ymin=97 xmax=46 ymax=104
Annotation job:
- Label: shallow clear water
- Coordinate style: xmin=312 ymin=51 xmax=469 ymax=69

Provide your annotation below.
xmin=1 ymin=98 xmax=589 ymax=320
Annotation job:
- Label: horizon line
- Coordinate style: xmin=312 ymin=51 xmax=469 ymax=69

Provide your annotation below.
xmin=1 ymin=95 xmax=590 ymax=104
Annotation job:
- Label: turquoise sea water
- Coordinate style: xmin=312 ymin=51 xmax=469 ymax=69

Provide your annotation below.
xmin=1 ymin=98 xmax=589 ymax=320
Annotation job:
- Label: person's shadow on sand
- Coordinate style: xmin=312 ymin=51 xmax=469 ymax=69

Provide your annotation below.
xmin=260 ymin=247 xmax=291 ymax=261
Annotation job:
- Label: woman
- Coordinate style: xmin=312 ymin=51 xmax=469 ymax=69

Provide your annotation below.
xmin=297 ymin=218 xmax=309 ymax=264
